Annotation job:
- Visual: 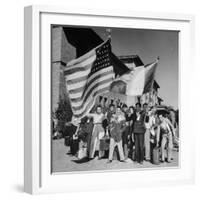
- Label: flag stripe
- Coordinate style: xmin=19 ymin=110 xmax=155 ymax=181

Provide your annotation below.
xmin=67 ymin=48 xmax=96 ymax=67
xmin=73 ymin=86 xmax=110 ymax=118
xmin=68 ymin=72 xmax=114 ymax=96
xmin=65 ymin=66 xmax=92 ymax=81
xmin=66 ymin=70 xmax=113 ymax=94
xmin=66 ymin=67 xmax=113 ymax=86
xmin=64 ymin=54 xmax=96 ymax=76
xmin=74 ymin=99 xmax=94 ymax=118
xmin=70 ymin=78 xmax=113 ymax=108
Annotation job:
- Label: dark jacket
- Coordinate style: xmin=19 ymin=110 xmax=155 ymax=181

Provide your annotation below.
xmin=110 ymin=117 xmax=126 ymax=142
xmin=107 ymin=110 xmax=115 ymax=123
xmin=133 ymin=112 xmax=146 ymax=134
xmin=122 ymin=112 xmax=133 ymax=144
xmin=78 ymin=121 xmax=94 ymax=142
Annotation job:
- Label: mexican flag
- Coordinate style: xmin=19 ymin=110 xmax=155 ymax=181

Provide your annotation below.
xmin=112 ymin=60 xmax=158 ymax=96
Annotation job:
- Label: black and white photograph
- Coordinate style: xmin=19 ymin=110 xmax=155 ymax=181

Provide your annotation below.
xmin=51 ymin=25 xmax=179 ymax=173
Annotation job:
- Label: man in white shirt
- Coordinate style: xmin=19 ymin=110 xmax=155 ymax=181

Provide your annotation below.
xmin=157 ymin=113 xmax=175 ymax=163
xmin=144 ymin=106 xmax=156 ymax=161
xmin=87 ymin=105 xmax=105 ymax=159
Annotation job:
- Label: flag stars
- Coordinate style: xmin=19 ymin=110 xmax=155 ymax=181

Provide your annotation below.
xmin=90 ymin=41 xmax=112 ymax=75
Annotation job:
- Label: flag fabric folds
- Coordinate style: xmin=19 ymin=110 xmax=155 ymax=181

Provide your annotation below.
xmin=126 ymin=60 xmax=158 ymax=96
xmin=64 ymin=40 xmax=114 ymax=119
xmin=114 ymin=60 xmax=158 ymax=96
xmin=110 ymin=53 xmax=130 ymax=77
xmin=143 ymin=61 xmax=158 ymax=94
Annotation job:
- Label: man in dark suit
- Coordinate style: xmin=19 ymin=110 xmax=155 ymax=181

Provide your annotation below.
xmin=122 ymin=104 xmax=132 ymax=160
xmin=132 ymin=103 xmax=146 ymax=164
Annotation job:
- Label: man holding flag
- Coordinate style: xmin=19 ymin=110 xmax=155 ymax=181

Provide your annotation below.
xmin=64 ymin=32 xmax=159 ymax=164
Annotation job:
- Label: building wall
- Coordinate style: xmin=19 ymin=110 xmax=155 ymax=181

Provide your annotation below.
xmin=52 ymin=26 xmax=62 ymax=112
xmin=51 ymin=26 xmax=76 ymax=120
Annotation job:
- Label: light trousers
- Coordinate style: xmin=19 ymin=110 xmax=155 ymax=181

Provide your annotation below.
xmin=144 ymin=129 xmax=150 ymax=160
xmin=108 ymin=138 xmax=125 ymax=161
xmin=161 ymin=132 xmax=173 ymax=162
xmin=89 ymin=124 xmax=103 ymax=158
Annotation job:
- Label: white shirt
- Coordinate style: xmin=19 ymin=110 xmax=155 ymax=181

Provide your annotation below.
xmin=88 ymin=113 xmax=104 ymax=124
xmin=145 ymin=115 xmax=156 ymax=129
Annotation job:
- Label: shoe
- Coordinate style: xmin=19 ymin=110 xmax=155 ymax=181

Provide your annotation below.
xmin=120 ymin=160 xmax=126 ymax=163
xmin=125 ymin=158 xmax=133 ymax=163
xmin=107 ymin=160 xmax=112 ymax=163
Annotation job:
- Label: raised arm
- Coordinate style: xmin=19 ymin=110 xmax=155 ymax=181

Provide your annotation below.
xmin=87 ymin=113 xmax=95 ymax=118
xmin=165 ymin=118 xmax=175 ymax=137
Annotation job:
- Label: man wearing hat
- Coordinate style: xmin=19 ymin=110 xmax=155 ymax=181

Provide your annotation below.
xmin=156 ymin=110 xmax=175 ymax=163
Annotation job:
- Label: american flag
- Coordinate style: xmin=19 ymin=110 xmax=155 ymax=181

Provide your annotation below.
xmin=64 ymin=40 xmax=114 ymax=119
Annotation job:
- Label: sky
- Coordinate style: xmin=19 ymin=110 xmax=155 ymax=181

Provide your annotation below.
xmin=93 ymin=27 xmax=179 ymax=109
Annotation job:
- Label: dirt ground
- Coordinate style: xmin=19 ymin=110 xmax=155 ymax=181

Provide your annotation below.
xmin=52 ymin=138 xmax=179 ymax=173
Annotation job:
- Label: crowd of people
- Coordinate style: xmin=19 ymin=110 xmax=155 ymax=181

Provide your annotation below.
xmin=53 ymin=99 xmax=179 ymax=165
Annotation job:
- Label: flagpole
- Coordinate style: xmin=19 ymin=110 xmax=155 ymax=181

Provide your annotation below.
xmin=106 ymin=28 xmax=112 ymax=42
xmin=149 ymin=56 xmax=159 ymax=107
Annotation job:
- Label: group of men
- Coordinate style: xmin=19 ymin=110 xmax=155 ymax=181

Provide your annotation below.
xmin=67 ymin=100 xmax=178 ymax=165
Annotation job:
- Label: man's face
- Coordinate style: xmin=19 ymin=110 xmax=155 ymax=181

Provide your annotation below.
xmin=123 ymin=107 xmax=128 ymax=113
xmin=97 ymin=107 xmax=102 ymax=114
xmin=116 ymin=107 xmax=121 ymax=114
xmin=143 ymin=104 xmax=148 ymax=112
xmin=130 ymin=107 xmax=134 ymax=114
xmin=152 ymin=107 xmax=156 ymax=113
xmin=158 ymin=115 xmax=164 ymax=122
xmin=110 ymin=106 xmax=114 ymax=112
xmin=149 ymin=109 xmax=154 ymax=116
xmin=136 ymin=105 xmax=141 ymax=112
